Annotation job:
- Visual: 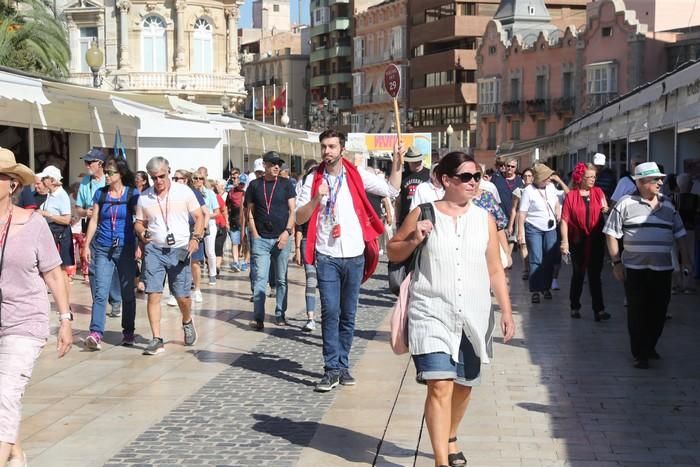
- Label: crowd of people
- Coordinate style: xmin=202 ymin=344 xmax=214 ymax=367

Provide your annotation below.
xmin=0 ymin=131 xmax=697 ymax=467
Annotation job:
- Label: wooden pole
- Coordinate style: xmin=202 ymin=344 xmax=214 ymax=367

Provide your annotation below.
xmin=393 ymin=97 xmax=402 ymax=163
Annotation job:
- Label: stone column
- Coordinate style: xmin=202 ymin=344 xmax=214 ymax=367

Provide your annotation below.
xmin=117 ymin=0 xmax=131 ymax=69
xmin=175 ymin=0 xmax=187 ymax=70
xmin=66 ymin=15 xmax=80 ymax=73
xmin=225 ymin=3 xmax=240 ymax=74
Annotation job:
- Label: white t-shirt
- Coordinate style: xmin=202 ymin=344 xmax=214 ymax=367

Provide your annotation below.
xmin=135 ymin=182 xmax=201 ymax=248
xmin=410 ymin=181 xmax=444 ymax=210
xmin=518 ymin=184 xmax=559 ymax=232
xmin=296 ymin=166 xmax=398 ymax=258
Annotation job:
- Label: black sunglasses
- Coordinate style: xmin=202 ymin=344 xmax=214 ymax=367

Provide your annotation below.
xmin=172 ymin=176 xmax=185 ymax=181
xmin=453 ymin=172 xmax=482 ymax=183
xmin=150 ymin=173 xmax=168 ymax=181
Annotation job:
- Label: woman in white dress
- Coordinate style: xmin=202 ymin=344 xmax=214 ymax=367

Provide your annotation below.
xmin=388 ymin=151 xmax=515 ymax=467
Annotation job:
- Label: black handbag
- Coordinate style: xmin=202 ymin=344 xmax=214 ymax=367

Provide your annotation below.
xmin=388 ymin=203 xmax=435 ymax=296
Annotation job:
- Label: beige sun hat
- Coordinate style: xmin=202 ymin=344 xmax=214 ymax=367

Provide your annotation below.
xmin=0 ymin=147 xmax=35 ymax=186
xmin=532 ymin=163 xmax=554 ymax=185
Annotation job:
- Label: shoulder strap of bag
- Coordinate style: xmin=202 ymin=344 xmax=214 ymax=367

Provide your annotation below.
xmin=409 ymin=203 xmax=436 ymax=273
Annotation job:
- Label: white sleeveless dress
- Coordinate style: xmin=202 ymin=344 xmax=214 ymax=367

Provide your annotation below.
xmin=407 ymin=202 xmax=494 ymax=363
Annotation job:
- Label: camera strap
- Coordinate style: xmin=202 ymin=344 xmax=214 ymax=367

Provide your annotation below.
xmin=0 ymin=207 xmax=14 ymax=327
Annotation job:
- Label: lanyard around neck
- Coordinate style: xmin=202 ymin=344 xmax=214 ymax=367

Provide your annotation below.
xmin=263 ymin=177 xmax=279 ymax=215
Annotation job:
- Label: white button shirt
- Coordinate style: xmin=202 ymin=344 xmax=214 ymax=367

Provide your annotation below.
xmin=296 ymin=166 xmax=398 ymax=258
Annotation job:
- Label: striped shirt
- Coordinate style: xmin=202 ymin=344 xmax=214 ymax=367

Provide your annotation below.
xmin=408 ymin=203 xmax=494 ymax=363
xmin=603 ymin=193 xmax=686 ymax=271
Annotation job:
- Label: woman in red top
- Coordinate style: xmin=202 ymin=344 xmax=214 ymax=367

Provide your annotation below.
xmin=560 ymin=163 xmax=611 ymax=321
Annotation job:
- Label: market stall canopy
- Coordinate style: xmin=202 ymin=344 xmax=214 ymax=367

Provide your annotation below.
xmin=0 ymin=69 xmax=50 ymax=105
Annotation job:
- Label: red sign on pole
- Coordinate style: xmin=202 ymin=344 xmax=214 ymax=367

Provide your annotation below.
xmin=384 ymin=64 xmax=401 ymax=98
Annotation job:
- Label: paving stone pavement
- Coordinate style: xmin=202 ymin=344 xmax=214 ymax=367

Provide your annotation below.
xmin=104 ymin=268 xmax=395 ymax=467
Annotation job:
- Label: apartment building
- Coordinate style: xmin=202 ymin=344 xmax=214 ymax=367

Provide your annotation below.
xmin=351 ymin=0 xmax=408 ymax=133
xmin=475 ymin=0 xmax=694 ymax=168
xmin=409 ymin=0 xmax=587 ymax=154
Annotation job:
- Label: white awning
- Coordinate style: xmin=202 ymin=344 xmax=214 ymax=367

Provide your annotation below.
xmin=0 ymin=70 xmax=50 ymax=105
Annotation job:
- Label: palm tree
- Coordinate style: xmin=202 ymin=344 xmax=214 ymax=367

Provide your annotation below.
xmin=0 ymin=0 xmax=70 ymax=78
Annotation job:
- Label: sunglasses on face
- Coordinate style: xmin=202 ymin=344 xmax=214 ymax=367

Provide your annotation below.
xmin=150 ymin=173 xmax=167 ymax=181
xmin=172 ymin=176 xmax=185 ymax=181
xmin=192 ymin=176 xmax=204 ymax=181
xmin=506 ymin=165 xmax=517 ymax=169
xmin=105 ymin=169 xmax=118 ymax=176
xmin=84 ymin=160 xmax=98 ymax=166
xmin=453 ymin=172 xmax=482 ymax=183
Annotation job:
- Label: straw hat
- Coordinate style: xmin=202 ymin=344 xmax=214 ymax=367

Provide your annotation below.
xmin=404 ymin=146 xmax=424 ymax=162
xmin=532 ymin=163 xmax=554 ymax=185
xmin=0 ymin=147 xmax=35 ymax=186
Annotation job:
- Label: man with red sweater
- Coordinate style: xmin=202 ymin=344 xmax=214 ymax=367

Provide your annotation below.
xmin=296 ymin=129 xmax=402 ymax=392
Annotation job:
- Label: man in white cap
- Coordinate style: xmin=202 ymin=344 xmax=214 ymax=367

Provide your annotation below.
xmin=395 ymin=146 xmax=430 ymax=228
xmin=593 ymin=152 xmax=616 ymax=200
xmin=603 ymin=162 xmax=691 ymax=369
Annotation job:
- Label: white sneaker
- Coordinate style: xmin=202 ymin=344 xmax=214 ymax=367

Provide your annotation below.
xmin=167 ymin=295 xmax=177 ymax=307
xmin=551 ymin=278 xmax=560 ymax=290
xmin=193 ymin=290 xmax=203 ymax=303
xmin=302 ymin=319 xmax=316 ymax=332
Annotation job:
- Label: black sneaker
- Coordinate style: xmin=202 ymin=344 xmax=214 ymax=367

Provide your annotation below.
xmin=339 ymin=369 xmax=356 ymax=386
xmin=543 ymin=290 xmax=553 ymax=300
xmin=633 ymin=358 xmax=649 ymax=369
xmin=249 ymin=320 xmax=264 ymax=331
xmin=531 ymin=292 xmax=540 ymax=304
xmin=315 ymin=372 xmax=340 ymax=392
xmin=143 ymin=337 xmax=165 ymax=355
xmin=275 ymin=316 xmax=287 ymax=326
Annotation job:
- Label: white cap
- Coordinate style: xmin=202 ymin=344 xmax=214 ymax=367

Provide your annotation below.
xmin=593 ymin=153 xmax=606 ymax=166
xmin=253 ymin=158 xmax=264 ymax=173
xmin=36 ymin=165 xmax=63 ymax=182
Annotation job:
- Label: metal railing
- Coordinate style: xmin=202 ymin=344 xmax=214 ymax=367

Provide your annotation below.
xmin=478 ymin=103 xmax=500 ymax=116
xmin=552 ymin=96 xmax=575 ymax=114
xmin=502 ymin=100 xmax=523 ymax=115
xmin=526 ymin=98 xmax=549 ymax=114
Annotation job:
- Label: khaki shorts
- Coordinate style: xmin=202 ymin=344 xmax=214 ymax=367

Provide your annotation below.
xmin=0 ymin=335 xmax=45 ymax=444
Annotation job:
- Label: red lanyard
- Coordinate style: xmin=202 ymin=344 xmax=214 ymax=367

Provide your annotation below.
xmin=0 ymin=207 xmax=12 ymax=252
xmin=156 ymin=190 xmax=170 ymax=231
xmin=109 ymin=187 xmax=124 ymax=232
xmin=262 ymin=177 xmax=278 ymax=215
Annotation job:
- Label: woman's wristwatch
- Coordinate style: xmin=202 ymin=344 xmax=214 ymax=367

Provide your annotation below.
xmin=612 ymin=259 xmax=622 ymax=266
xmin=58 ymin=311 xmax=74 ymax=322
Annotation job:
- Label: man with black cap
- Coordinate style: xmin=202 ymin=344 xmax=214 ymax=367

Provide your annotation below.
xmin=75 ymin=148 xmax=122 ymax=316
xmin=395 ymin=146 xmax=430 ymax=228
xmin=245 ymin=151 xmax=296 ymax=328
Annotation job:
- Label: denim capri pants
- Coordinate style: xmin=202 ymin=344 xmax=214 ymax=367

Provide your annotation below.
xmin=412 ymin=332 xmax=481 ymax=387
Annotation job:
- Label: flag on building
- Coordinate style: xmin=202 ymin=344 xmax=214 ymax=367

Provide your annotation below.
xmin=113 ymin=127 xmax=126 ymax=160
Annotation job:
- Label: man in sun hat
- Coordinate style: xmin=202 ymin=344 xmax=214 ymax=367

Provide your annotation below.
xmin=395 ymin=145 xmax=429 ymax=228
xmin=604 ymin=162 xmax=691 ymax=370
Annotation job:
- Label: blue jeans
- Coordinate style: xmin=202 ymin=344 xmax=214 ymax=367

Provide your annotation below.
xmin=88 ymin=243 xmax=136 ymax=335
xmin=251 ymin=237 xmax=291 ymax=321
xmin=524 ymin=222 xmax=558 ymax=293
xmin=316 ymin=253 xmax=365 ymax=373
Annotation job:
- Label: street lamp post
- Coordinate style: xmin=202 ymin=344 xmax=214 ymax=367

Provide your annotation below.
xmin=280 ymin=112 xmax=290 ymax=127
xmin=85 ymin=39 xmax=104 ymax=88
xmin=446 ymin=124 xmax=454 ymax=150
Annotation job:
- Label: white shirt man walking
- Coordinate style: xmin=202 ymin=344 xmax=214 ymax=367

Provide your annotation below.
xmin=135 ymin=157 xmax=205 ymax=355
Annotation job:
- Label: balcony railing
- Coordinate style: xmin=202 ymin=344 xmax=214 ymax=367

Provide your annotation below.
xmin=552 ymin=96 xmax=575 ymax=114
xmin=353 ymin=90 xmax=405 ymax=105
xmin=355 ymin=50 xmax=403 ymax=67
xmin=69 ymin=71 xmax=245 ymax=94
xmin=502 ymin=100 xmax=523 ymax=115
xmin=584 ymin=92 xmax=618 ymax=112
xmin=478 ymin=103 xmax=500 ymax=116
xmin=526 ymin=98 xmax=549 ymax=114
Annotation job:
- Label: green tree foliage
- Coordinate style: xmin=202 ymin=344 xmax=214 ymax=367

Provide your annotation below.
xmin=0 ymin=0 xmax=71 ymax=78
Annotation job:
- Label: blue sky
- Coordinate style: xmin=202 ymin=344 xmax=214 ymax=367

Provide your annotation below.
xmin=239 ymin=0 xmax=310 ymax=28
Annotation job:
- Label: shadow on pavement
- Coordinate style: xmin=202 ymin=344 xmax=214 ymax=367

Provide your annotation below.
xmin=252 ymin=414 xmax=427 ymax=465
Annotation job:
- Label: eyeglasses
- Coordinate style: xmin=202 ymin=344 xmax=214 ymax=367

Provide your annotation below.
xmin=453 ymin=172 xmax=482 ymax=183
xmin=643 ymin=177 xmax=664 ymax=183
xmin=583 ymin=175 xmax=597 ymax=180
xmin=105 ymin=169 xmax=118 ymax=176
xmin=150 ymin=173 xmax=168 ymax=181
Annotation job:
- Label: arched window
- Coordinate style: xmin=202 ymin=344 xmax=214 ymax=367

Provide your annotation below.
xmin=142 ymin=16 xmax=167 ymax=72
xmin=193 ymin=18 xmax=213 ymax=73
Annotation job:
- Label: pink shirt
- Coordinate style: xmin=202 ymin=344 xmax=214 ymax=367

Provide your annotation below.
xmin=0 ymin=213 xmax=62 ymax=340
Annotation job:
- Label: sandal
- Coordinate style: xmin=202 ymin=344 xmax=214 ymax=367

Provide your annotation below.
xmin=448 ymin=437 xmax=467 ymax=467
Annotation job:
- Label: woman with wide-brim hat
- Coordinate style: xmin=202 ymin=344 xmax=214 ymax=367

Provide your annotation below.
xmin=0 ymin=148 xmax=73 ymax=467
xmin=517 ymin=163 xmax=562 ymax=304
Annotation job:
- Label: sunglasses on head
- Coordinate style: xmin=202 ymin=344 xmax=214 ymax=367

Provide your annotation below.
xmin=150 ymin=173 xmax=167 ymax=181
xmin=453 ymin=172 xmax=481 ymax=183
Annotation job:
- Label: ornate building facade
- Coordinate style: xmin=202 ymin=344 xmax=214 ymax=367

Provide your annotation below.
xmin=62 ymin=0 xmax=246 ymax=112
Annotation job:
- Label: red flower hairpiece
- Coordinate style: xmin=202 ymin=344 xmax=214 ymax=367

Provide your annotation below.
xmin=572 ymin=162 xmax=587 ymax=186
